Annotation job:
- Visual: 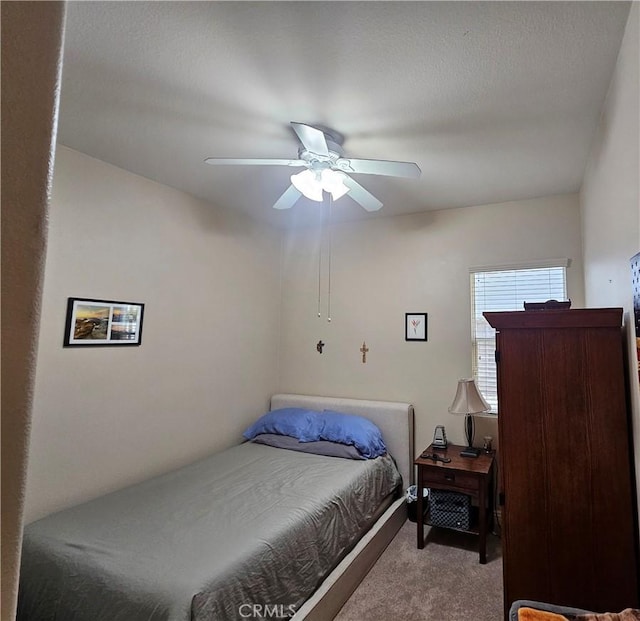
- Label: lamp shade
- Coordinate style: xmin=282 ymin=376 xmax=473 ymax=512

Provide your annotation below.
xmin=321 ymin=169 xmax=350 ymax=200
xmin=448 ymin=378 xmax=491 ymax=416
xmin=291 ymin=168 xmax=351 ymax=202
xmin=291 ymin=169 xmax=323 ymax=202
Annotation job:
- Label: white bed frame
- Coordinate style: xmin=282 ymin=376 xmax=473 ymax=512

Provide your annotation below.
xmin=269 ymin=394 xmax=414 ymax=621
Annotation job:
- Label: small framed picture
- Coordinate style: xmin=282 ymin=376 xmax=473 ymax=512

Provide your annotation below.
xmin=63 ymin=297 xmax=144 ymax=347
xmin=405 ymin=313 xmax=427 ymax=341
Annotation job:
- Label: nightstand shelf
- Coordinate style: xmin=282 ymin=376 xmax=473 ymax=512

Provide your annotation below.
xmin=414 ymin=443 xmax=495 ymax=564
xmin=427 ymin=505 xmax=481 ymax=534
xmin=411 ymin=501 xmax=482 ymax=534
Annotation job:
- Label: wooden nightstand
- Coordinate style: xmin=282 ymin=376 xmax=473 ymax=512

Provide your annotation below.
xmin=414 ymin=443 xmax=495 ymax=564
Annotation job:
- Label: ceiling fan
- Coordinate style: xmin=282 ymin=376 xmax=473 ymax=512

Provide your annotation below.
xmin=204 ymin=122 xmax=421 ymax=212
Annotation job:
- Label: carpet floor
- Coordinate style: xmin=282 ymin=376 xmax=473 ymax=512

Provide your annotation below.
xmin=334 ymin=519 xmax=503 ymax=621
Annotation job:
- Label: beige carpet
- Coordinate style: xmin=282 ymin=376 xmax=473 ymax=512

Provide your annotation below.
xmin=335 ymin=519 xmax=503 ymax=621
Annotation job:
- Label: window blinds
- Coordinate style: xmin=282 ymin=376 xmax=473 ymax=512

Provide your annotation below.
xmin=471 ymin=266 xmax=567 ymax=412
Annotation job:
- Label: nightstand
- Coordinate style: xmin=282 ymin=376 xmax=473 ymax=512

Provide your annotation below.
xmin=414 ymin=443 xmax=495 ymax=564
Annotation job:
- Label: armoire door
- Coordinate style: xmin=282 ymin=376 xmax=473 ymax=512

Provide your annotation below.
xmin=485 ymin=308 xmax=639 ymax=616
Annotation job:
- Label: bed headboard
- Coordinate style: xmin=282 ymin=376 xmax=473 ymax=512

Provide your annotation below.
xmin=270 ymin=394 xmax=414 ymax=487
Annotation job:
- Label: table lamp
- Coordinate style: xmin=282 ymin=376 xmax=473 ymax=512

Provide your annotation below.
xmin=448 ymin=378 xmax=491 ymax=457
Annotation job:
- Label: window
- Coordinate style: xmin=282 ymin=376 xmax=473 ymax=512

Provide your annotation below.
xmin=470 ymin=262 xmax=568 ymax=412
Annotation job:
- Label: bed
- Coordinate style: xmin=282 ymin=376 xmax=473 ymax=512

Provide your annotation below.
xmin=18 ymin=394 xmax=414 ymax=621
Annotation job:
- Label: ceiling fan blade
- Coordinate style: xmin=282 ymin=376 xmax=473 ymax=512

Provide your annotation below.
xmin=336 ymin=158 xmax=421 ymax=178
xmin=204 ymin=158 xmax=306 ymax=167
xmin=342 ymin=176 xmax=383 ymax=212
xmin=291 ymin=122 xmax=329 ymax=156
xmin=272 ymin=185 xmax=302 ymax=210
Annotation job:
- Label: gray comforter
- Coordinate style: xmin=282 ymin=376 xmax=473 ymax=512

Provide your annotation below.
xmin=18 ymin=442 xmax=401 ymax=621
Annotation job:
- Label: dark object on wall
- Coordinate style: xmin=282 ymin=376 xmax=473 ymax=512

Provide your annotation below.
xmin=523 ymin=299 xmax=571 ymax=310
xmin=631 ymin=252 xmax=640 ymax=387
xmin=63 ymin=297 xmax=144 ymax=347
xmin=428 ymin=490 xmax=471 ymax=530
xmin=484 ymin=308 xmax=639 ymax=618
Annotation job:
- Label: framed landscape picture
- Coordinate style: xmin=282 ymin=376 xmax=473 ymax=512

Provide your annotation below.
xmin=63 ymin=297 xmax=144 ymax=347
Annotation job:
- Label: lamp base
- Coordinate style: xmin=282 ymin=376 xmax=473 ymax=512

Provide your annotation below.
xmin=460 ymin=446 xmax=480 ymax=458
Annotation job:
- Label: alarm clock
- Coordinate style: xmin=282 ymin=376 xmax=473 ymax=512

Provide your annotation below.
xmin=432 ymin=425 xmax=448 ymax=449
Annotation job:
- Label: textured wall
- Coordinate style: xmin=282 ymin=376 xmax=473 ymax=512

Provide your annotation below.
xmin=581 ymin=4 xmax=640 ymax=516
xmin=278 ymin=194 xmax=585 ymax=456
xmin=25 ymin=148 xmax=283 ymax=522
xmin=0 ymin=2 xmax=65 ymax=619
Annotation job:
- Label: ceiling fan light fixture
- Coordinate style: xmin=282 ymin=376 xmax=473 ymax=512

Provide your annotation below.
xmin=290 ymin=169 xmax=323 ymax=202
xmin=206 ymin=121 xmax=420 ymax=211
xmin=321 ymin=169 xmax=350 ymax=200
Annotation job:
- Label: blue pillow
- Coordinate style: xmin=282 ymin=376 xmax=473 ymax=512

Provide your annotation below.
xmin=317 ymin=410 xmax=387 ymax=458
xmin=242 ymin=408 xmax=322 ymax=443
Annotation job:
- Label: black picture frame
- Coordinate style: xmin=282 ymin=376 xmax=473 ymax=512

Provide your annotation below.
xmin=63 ymin=297 xmax=144 ymax=347
xmin=405 ymin=312 xmax=427 ymax=341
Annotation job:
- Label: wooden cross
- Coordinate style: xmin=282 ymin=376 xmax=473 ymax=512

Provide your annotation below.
xmin=316 ymin=340 xmax=325 ymax=354
xmin=360 ymin=341 xmax=369 ymax=363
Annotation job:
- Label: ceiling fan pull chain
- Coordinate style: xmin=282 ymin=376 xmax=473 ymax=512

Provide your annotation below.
xmin=317 ymin=197 xmax=324 ymax=318
xmin=327 ymin=194 xmax=332 ymax=323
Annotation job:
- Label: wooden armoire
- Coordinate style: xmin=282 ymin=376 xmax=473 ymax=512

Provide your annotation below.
xmin=484 ymin=308 xmax=639 ymax=617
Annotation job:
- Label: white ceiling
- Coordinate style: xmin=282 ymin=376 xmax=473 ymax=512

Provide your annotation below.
xmin=58 ymin=1 xmax=631 ymax=227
